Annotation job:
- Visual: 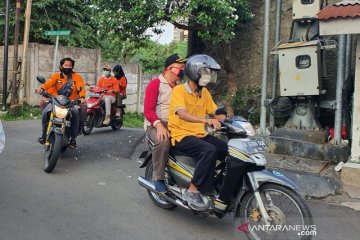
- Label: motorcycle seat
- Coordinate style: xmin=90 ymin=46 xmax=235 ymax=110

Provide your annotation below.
xmin=169 ymin=147 xmax=191 ymax=157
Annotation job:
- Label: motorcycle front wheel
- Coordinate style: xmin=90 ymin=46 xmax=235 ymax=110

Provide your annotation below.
xmin=145 ymin=161 xmax=177 ymax=210
xmin=43 ymin=132 xmax=62 ymax=173
xmin=82 ymin=113 xmax=94 ymax=135
xmin=111 ymin=117 xmax=123 ymax=130
xmin=234 ymin=183 xmax=313 ymax=240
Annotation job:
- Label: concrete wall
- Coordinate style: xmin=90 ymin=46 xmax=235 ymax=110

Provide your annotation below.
xmin=0 ymin=43 xmax=101 ymax=106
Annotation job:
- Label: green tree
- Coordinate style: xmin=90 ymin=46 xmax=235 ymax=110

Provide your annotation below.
xmin=0 ymin=0 xmax=98 ymax=48
xmin=132 ymin=40 xmax=188 ymax=73
xmin=93 ymin=0 xmax=253 ymax=115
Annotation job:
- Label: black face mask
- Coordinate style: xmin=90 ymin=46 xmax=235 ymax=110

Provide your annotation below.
xmin=178 ymin=70 xmax=184 ymax=79
xmin=62 ymin=68 xmax=73 ymax=75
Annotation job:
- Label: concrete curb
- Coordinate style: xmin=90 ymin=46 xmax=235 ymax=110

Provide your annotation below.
xmin=273 ymin=168 xmax=342 ymax=199
xmin=259 ymin=135 xmax=350 ymax=163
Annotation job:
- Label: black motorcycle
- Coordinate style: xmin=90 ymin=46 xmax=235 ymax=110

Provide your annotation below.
xmin=36 ymin=76 xmax=81 ymax=173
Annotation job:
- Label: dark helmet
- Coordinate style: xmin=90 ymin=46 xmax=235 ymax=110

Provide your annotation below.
xmin=184 ymin=54 xmax=221 ymax=82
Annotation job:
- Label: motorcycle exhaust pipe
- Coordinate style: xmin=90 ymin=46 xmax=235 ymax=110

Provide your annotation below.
xmin=137 ymin=176 xmax=190 ymax=210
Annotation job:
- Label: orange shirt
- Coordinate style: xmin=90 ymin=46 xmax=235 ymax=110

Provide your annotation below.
xmin=117 ymin=76 xmax=127 ymax=95
xmin=97 ymin=76 xmax=120 ymax=97
xmin=40 ymin=72 xmax=85 ymax=100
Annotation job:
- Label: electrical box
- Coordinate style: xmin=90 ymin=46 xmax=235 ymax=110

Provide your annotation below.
xmin=278 ymin=40 xmax=321 ymax=96
xmin=293 ymin=0 xmax=321 ymax=20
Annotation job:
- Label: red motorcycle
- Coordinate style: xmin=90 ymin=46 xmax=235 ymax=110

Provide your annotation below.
xmin=82 ymin=83 xmax=125 ymax=135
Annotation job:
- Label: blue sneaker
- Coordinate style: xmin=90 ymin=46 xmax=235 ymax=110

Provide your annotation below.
xmin=154 ymin=180 xmax=168 ymax=193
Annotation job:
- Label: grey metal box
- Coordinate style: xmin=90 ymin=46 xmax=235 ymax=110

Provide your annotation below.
xmin=278 ymin=40 xmax=321 ymax=96
xmin=293 ymin=0 xmax=321 ymax=20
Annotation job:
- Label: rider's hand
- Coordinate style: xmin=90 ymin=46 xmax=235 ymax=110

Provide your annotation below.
xmin=155 ymin=123 xmax=170 ymax=141
xmin=205 ymin=119 xmax=221 ymax=130
xmin=35 ymin=88 xmax=44 ymax=94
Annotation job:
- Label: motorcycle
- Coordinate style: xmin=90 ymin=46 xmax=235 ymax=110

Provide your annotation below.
xmin=82 ymin=83 xmax=125 ymax=135
xmin=36 ymin=76 xmax=82 ymax=173
xmin=137 ymin=110 xmax=313 ymax=240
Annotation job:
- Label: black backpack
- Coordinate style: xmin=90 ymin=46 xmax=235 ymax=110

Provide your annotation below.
xmin=58 ymin=75 xmax=73 ymax=97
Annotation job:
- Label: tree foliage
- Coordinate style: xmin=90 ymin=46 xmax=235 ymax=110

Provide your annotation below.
xmin=134 ymin=40 xmax=188 ymax=73
xmin=0 ymin=0 xmax=98 ymax=48
xmin=93 ymin=0 xmax=252 ymax=43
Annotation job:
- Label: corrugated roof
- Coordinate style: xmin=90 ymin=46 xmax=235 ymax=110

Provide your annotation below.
xmin=317 ymin=1 xmax=360 ymax=20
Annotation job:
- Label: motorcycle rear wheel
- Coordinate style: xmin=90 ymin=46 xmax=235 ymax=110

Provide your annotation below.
xmin=82 ymin=113 xmax=94 ymax=135
xmin=43 ymin=133 xmax=62 ymax=173
xmin=145 ymin=161 xmax=177 ymax=210
xmin=234 ymin=183 xmax=313 ymax=240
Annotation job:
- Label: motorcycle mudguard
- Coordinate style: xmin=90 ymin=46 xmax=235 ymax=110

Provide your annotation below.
xmin=86 ymin=108 xmax=96 ymax=114
xmin=139 ymin=151 xmax=151 ymax=168
xmin=247 ymin=169 xmax=301 ymax=193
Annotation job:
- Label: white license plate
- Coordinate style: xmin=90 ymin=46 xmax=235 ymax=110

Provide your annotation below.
xmin=242 ymin=140 xmax=268 ymax=154
xmin=88 ymin=93 xmax=100 ymax=97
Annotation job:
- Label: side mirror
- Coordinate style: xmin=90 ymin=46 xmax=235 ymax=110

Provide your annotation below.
xmin=215 ymin=105 xmax=227 ymax=116
xmin=36 ymin=76 xmax=46 ymax=84
xmin=248 ymin=107 xmax=255 ymax=114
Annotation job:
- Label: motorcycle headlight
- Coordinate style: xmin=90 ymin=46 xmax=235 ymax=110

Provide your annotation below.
xmin=54 ymin=105 xmax=69 ymax=119
xmin=231 ymin=121 xmax=256 ymax=137
xmin=240 ymin=122 xmax=256 ymax=137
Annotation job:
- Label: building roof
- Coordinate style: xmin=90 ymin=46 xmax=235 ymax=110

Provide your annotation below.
xmin=317 ymin=0 xmax=360 ymax=20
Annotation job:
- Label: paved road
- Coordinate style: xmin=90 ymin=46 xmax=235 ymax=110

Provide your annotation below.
xmin=0 ymin=120 xmax=359 ymax=240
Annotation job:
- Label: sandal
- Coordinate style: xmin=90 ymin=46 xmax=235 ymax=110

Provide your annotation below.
xmin=68 ymin=139 xmax=77 ymax=149
xmin=38 ymin=137 xmax=45 ymax=145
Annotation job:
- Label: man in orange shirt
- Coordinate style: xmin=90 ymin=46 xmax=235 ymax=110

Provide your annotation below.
xmin=97 ymin=64 xmax=120 ymax=125
xmin=113 ymin=64 xmax=127 ymax=117
xmin=37 ymin=57 xmax=86 ymax=149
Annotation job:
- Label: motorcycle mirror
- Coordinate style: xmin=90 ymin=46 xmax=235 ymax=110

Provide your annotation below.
xmin=215 ymin=105 xmax=227 ymax=116
xmin=36 ymin=76 xmax=46 ymax=84
xmin=248 ymin=107 xmax=255 ymax=114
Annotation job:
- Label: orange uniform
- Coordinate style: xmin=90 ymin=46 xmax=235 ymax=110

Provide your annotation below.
xmin=117 ymin=76 xmax=127 ymax=95
xmin=97 ymin=76 xmax=120 ymax=97
xmin=40 ymin=72 xmax=85 ymax=100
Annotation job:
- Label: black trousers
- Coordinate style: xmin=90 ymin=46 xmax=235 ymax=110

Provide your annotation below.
xmin=42 ymin=104 xmax=79 ymax=139
xmin=175 ymin=134 xmax=228 ymax=194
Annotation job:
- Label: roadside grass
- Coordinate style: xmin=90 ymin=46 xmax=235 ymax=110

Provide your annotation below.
xmin=0 ymin=104 xmax=41 ymax=121
xmin=123 ymin=112 xmax=144 ymax=128
xmin=0 ymin=105 xmax=144 ymax=129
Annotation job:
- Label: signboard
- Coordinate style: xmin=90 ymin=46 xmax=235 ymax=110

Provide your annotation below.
xmin=44 ymin=30 xmax=71 ymax=36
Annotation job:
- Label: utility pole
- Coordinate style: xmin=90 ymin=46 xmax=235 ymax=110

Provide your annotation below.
xmin=11 ymin=0 xmax=21 ymax=106
xmin=260 ymin=0 xmax=271 ymax=134
xmin=1 ymin=0 xmax=10 ymax=111
xmin=19 ymin=0 xmax=32 ymax=106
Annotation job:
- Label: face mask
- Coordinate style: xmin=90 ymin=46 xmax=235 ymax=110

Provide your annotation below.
xmin=168 ymin=66 xmax=184 ymax=80
xmin=62 ymin=67 xmax=73 ymax=75
xmin=103 ymin=70 xmax=110 ymax=76
xmin=198 ymin=74 xmax=211 ymax=87
xmin=198 ymin=68 xmax=217 ymax=86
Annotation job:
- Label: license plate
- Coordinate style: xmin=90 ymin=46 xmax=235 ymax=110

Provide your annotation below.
xmin=242 ymin=140 xmax=268 ymax=154
xmin=88 ymin=93 xmax=100 ymax=97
